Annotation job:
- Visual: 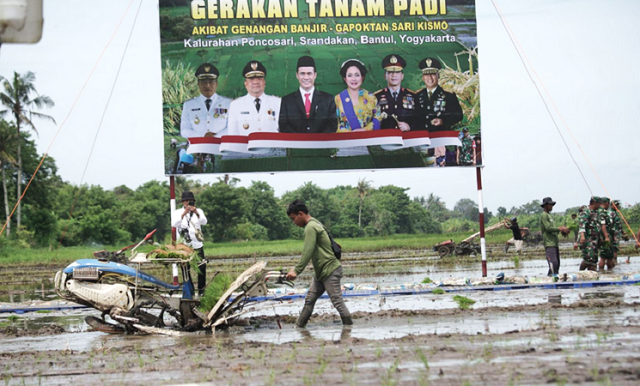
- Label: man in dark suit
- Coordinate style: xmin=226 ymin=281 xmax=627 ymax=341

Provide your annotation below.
xmin=415 ymin=57 xmax=463 ymax=132
xmin=279 ymin=56 xmax=338 ymax=133
xmin=374 ymin=54 xmax=417 ymax=131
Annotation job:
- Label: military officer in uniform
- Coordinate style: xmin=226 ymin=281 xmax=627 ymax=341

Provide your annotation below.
xmin=279 ymin=56 xmax=337 ymax=133
xmin=227 ymin=60 xmax=281 ymax=136
xmin=415 ymin=57 xmax=463 ymax=132
xmin=374 ymin=54 xmax=416 ymax=131
xmin=180 ymin=63 xmax=231 ymax=138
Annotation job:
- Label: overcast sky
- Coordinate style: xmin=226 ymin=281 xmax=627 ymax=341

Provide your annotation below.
xmin=0 ymin=0 xmax=638 ymax=213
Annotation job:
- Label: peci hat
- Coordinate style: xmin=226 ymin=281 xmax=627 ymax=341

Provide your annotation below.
xmin=419 ymin=57 xmax=442 ymax=75
xmin=381 ymin=54 xmax=406 ymax=72
xmin=340 ymin=58 xmax=367 ymax=79
xmin=297 ymin=55 xmax=316 ymax=70
xmin=540 ymin=197 xmax=556 ymax=207
xmin=511 ymin=217 xmax=517 ymax=222
xmin=181 ymin=191 xmax=196 ymax=202
xmin=195 ymin=63 xmax=219 ymax=80
xmin=242 ymin=60 xmax=267 ymax=78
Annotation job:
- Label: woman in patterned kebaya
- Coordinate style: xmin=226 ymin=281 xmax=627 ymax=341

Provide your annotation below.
xmin=335 ymin=59 xmax=382 ymax=132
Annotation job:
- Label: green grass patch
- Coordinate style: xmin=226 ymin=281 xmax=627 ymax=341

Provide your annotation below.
xmin=453 ymin=295 xmax=476 ymax=309
xmin=421 ymin=277 xmax=433 ymax=284
xmin=432 ymin=288 xmax=445 ymax=295
xmin=198 ymin=273 xmax=234 ymax=313
xmin=35 ymin=310 xmax=51 ymax=314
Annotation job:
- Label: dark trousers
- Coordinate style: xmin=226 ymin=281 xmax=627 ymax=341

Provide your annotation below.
xmin=195 ymin=247 xmax=206 ymax=295
xmin=298 ymin=266 xmax=350 ymax=327
xmin=545 ymin=247 xmax=560 ymax=276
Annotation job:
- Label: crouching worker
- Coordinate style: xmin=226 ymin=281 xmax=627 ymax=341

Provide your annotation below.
xmin=285 ymin=199 xmax=352 ymax=327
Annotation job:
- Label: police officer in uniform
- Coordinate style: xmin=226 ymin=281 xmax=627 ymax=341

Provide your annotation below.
xmin=227 ymin=60 xmax=281 ymax=136
xmin=415 ymin=57 xmax=463 ymax=132
xmin=374 ymin=54 xmax=416 ymax=131
xmin=180 ymin=63 xmax=231 ymax=138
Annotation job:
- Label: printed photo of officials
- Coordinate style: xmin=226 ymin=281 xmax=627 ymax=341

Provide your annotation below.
xmin=169 ymin=52 xmax=477 ymax=173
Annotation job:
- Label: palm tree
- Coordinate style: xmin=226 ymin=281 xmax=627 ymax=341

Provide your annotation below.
xmin=0 ymin=71 xmax=55 ymax=231
xmin=356 ymin=178 xmax=371 ymax=228
xmin=0 ymin=121 xmax=17 ymax=237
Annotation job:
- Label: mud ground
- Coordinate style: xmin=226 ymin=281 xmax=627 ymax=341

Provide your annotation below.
xmin=1 ymin=248 xmax=640 ymax=385
xmin=1 ymin=297 xmax=640 ymax=385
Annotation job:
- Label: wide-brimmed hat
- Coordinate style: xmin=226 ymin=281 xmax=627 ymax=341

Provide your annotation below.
xmin=181 ymin=191 xmax=196 ymax=202
xmin=540 ymin=197 xmax=556 ymax=207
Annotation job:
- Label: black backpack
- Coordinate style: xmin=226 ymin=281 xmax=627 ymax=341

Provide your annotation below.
xmin=323 ymin=226 xmax=342 ymax=260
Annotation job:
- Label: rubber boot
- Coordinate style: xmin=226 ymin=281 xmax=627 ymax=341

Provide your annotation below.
xmin=296 ymin=306 xmax=313 ymax=328
xmin=341 ymin=315 xmax=353 ymax=325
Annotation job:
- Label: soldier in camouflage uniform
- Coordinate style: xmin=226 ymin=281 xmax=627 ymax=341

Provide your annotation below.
xmin=456 ymin=127 xmax=476 ymax=166
xmin=578 ymin=197 xmax=601 ymax=271
xmin=610 ymin=200 xmax=624 ymax=263
xmin=599 ymin=197 xmax=617 ymax=270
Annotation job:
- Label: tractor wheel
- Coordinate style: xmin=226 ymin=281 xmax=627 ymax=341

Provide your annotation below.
xmin=438 ymin=246 xmax=450 ymax=257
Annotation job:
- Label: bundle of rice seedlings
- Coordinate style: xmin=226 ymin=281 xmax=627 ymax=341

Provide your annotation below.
xmin=198 ymin=273 xmax=234 ymax=313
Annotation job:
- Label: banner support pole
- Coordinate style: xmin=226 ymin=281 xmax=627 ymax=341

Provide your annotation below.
xmin=170 ymin=175 xmax=176 ymax=244
xmin=476 ymin=167 xmax=487 ymax=277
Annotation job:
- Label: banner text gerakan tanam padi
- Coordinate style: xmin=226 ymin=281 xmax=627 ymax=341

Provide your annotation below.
xmin=191 ymin=0 xmax=449 ymax=19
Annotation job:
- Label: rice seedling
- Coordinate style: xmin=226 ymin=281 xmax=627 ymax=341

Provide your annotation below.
xmin=453 ymin=295 xmax=475 ymax=310
xmin=415 ymin=348 xmax=429 ymax=370
xmin=198 ymin=273 xmax=234 ymax=313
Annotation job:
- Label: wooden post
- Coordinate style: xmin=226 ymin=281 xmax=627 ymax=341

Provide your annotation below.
xmin=170 ymin=175 xmax=176 ymax=244
xmin=476 ymin=167 xmax=487 ymax=277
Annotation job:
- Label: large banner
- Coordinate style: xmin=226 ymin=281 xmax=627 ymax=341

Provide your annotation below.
xmin=161 ymin=0 xmax=480 ymax=175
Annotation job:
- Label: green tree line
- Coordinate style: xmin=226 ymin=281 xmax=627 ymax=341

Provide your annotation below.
xmin=2 ymin=71 xmax=639 ymax=250
xmin=3 ymin=128 xmax=640 ymax=249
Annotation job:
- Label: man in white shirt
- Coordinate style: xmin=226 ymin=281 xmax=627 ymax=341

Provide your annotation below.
xmin=172 ymin=191 xmax=208 ymax=295
xmin=180 ymin=63 xmax=232 ymax=139
xmin=227 ymin=60 xmax=281 ymax=136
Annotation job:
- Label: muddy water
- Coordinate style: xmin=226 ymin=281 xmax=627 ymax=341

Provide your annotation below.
xmin=2 ymin=255 xmax=640 ymax=385
xmin=2 ymin=284 xmax=638 ymax=353
xmin=350 ymin=256 xmax=640 ymax=286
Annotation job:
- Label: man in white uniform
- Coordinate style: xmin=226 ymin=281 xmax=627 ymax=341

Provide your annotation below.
xmin=227 ymin=60 xmax=281 ymax=136
xmin=172 ymin=191 xmax=208 ymax=296
xmin=180 ymin=63 xmax=232 ymax=138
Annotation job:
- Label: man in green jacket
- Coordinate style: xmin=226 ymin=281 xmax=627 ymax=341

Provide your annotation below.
xmin=286 ymin=199 xmax=353 ymax=328
xmin=540 ymin=197 xmax=568 ymax=276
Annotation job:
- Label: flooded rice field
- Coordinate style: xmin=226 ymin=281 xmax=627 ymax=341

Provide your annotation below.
xmin=2 ymin=248 xmax=640 ymax=385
